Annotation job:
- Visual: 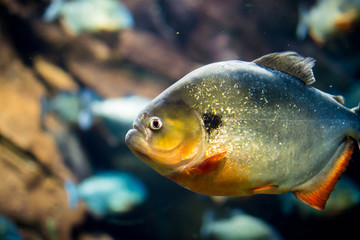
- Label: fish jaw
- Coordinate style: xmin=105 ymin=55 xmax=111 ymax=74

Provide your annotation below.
xmin=125 ymin=128 xmax=151 ymax=163
xmin=125 ymin=126 xmax=205 ymax=176
xmin=125 ymin=127 xmax=170 ymax=175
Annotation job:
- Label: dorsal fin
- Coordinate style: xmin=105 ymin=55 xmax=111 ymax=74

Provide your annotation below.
xmin=253 ymin=51 xmax=316 ymax=85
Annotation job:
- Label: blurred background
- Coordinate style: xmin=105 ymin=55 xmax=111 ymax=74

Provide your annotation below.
xmin=0 ymin=0 xmax=360 ymax=239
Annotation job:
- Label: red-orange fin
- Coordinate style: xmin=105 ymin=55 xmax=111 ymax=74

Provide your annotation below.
xmin=187 ymin=152 xmax=227 ymax=175
xmin=293 ymin=138 xmax=355 ymax=210
xmin=250 ymin=183 xmax=278 ymax=193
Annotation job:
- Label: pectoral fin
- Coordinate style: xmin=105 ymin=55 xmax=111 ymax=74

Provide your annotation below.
xmin=293 ymin=138 xmax=355 ymax=210
xmin=186 ymin=152 xmax=227 ymax=175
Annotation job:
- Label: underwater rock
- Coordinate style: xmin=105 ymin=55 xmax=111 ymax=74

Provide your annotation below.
xmin=31 ymin=20 xmax=70 ymax=52
xmin=0 ymin=140 xmax=86 ymax=240
xmin=182 ymin=0 xmax=274 ymax=63
xmin=0 ymin=33 xmax=73 ymax=181
xmin=72 ymin=36 xmax=113 ymax=61
xmin=66 ymin=58 xmax=166 ymax=98
xmin=44 ymin=114 xmax=92 ymax=181
xmin=33 ymin=55 xmax=78 ymax=91
xmin=29 ymin=178 xmax=86 ymax=240
xmin=0 ymin=0 xmax=40 ymax=19
xmin=0 ymin=22 xmax=86 ymax=239
xmin=117 ymin=30 xmax=200 ymax=81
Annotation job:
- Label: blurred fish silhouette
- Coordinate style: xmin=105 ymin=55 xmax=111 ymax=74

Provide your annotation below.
xmin=126 ymin=51 xmax=360 ymax=209
xmin=88 ymin=95 xmax=151 ymax=141
xmin=200 ymin=209 xmax=282 ymax=240
xmin=297 ymin=0 xmax=360 ymax=45
xmin=43 ymin=90 xmax=150 ymax=145
xmin=77 ymin=171 xmax=147 ymax=216
xmin=44 ymin=0 xmax=134 ymax=35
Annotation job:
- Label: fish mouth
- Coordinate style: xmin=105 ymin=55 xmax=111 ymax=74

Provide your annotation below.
xmin=125 ymin=127 xmax=193 ymax=175
xmin=126 ymin=119 xmax=205 ymax=175
xmin=125 ymin=128 xmax=168 ymax=174
xmin=132 ymin=121 xmax=147 ymax=138
xmin=126 ymin=124 xmax=157 ymax=163
xmin=125 ymin=128 xmax=147 ymax=152
xmin=125 ymin=120 xmax=148 ymax=150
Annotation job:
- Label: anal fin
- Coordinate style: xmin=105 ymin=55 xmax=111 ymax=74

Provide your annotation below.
xmin=293 ymin=138 xmax=355 ymax=210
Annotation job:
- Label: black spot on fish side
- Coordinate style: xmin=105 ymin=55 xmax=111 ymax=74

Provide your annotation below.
xmin=202 ymin=113 xmax=222 ymax=135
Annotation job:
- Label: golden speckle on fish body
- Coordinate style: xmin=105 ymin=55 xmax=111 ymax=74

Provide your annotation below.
xmin=126 ymin=51 xmax=360 ymax=210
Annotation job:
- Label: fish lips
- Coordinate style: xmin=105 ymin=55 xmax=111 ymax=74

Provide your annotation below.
xmin=126 ymin=127 xmax=171 ymax=175
xmin=126 ymin=125 xmax=184 ymax=176
xmin=125 ymin=125 xmax=151 ymax=162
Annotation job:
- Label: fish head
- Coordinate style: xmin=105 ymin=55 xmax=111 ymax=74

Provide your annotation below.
xmin=125 ymin=98 xmax=205 ymax=176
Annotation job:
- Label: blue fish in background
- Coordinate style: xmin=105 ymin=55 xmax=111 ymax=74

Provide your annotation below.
xmin=84 ymin=95 xmax=151 ymax=142
xmin=77 ymin=171 xmax=148 ymax=217
xmin=64 ymin=180 xmax=79 ymax=210
xmin=296 ymin=0 xmax=360 ymax=45
xmin=43 ymin=0 xmax=134 ymax=35
xmin=42 ymin=89 xmax=151 ymax=145
xmin=200 ymin=209 xmax=282 ymax=240
xmin=0 ymin=215 xmax=23 ymax=240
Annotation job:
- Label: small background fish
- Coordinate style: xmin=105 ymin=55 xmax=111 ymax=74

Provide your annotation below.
xmin=297 ymin=0 xmax=360 ymax=46
xmin=77 ymin=171 xmax=148 ymax=216
xmin=200 ymin=209 xmax=283 ymax=240
xmin=44 ymin=0 xmax=134 ymax=35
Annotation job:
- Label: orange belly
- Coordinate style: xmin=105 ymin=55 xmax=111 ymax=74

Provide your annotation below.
xmin=166 ymin=157 xmax=253 ymax=196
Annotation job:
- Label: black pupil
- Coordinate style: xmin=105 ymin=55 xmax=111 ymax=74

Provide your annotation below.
xmin=152 ymin=120 xmax=159 ymax=128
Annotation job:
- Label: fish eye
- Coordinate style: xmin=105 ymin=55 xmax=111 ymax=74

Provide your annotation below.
xmin=149 ymin=117 xmax=163 ymax=130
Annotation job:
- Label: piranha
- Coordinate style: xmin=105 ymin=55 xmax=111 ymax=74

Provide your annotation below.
xmin=125 ymin=51 xmax=360 ymax=209
xmin=296 ymin=0 xmax=360 ymax=45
